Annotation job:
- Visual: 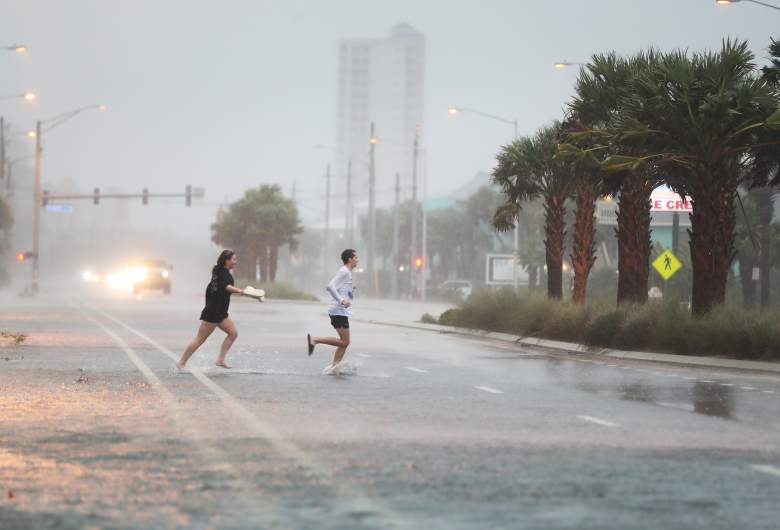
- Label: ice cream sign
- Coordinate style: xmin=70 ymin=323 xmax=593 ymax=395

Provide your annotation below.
xmin=650 ymin=185 xmax=692 ymax=212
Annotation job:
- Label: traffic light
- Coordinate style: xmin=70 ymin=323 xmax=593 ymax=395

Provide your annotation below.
xmin=185 ymin=184 xmax=192 ymax=207
xmin=414 ymin=257 xmax=424 ymax=270
xmin=16 ymin=251 xmax=35 ymax=262
xmin=41 ymin=190 xmax=49 ymax=207
xmin=142 ymin=188 xmax=149 ymax=205
xmin=93 ymin=187 xmax=100 ymax=205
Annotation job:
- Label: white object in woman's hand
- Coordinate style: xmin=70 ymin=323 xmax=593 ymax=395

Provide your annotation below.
xmin=341 ymin=299 xmax=351 ymax=308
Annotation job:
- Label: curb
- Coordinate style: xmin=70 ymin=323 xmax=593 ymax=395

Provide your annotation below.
xmin=364 ymin=319 xmax=780 ymax=375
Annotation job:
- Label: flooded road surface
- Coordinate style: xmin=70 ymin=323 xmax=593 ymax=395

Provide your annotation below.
xmin=1 ymin=291 xmax=779 ymax=529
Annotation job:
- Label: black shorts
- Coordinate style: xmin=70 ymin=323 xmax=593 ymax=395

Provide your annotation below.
xmin=329 ymin=315 xmax=349 ymax=329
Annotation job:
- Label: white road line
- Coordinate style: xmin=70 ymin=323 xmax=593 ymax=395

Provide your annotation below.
xmin=92 ymin=305 xmax=405 ymax=526
xmin=474 ymin=385 xmax=503 ymax=394
xmin=684 ymin=377 xmax=698 ymax=381
xmin=577 ymin=415 xmax=619 ymax=428
xmin=606 ymin=364 xmax=618 ymax=367
xmin=356 ymin=353 xmax=371 ymax=358
xmin=720 ymin=383 xmax=735 ymax=387
xmin=75 ymin=305 xmax=278 ymax=516
xmin=700 ymin=380 xmax=716 ymax=383
xmin=762 ymin=390 xmax=776 ymax=394
xmin=752 ymin=465 xmax=780 ymax=478
xmin=405 ymin=366 xmax=428 ymax=374
xmin=741 ymin=386 xmax=756 ymax=391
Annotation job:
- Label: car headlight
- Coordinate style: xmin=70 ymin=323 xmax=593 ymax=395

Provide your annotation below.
xmin=161 ymin=270 xmax=169 ymax=279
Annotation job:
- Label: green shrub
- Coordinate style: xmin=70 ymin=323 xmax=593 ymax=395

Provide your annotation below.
xmin=438 ymin=308 xmax=463 ymax=326
xmin=584 ymin=310 xmax=625 ymax=347
xmin=420 ymin=313 xmax=438 ymax=324
xmin=418 ymin=287 xmax=780 ymax=360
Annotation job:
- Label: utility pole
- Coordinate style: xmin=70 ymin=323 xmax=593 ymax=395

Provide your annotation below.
xmin=421 ymin=149 xmax=428 ymax=301
xmin=391 ymin=172 xmax=400 ymax=299
xmin=31 ymin=120 xmax=41 ymax=294
xmin=0 ymin=117 xmax=5 ymax=188
xmin=345 ymin=158 xmax=352 ymax=247
xmin=368 ymin=122 xmax=377 ymax=297
xmin=410 ymin=127 xmax=419 ymax=299
xmin=324 ymin=164 xmax=331 ymax=281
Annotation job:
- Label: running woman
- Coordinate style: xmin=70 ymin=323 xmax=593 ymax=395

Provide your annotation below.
xmin=308 ymin=249 xmax=358 ymax=374
xmin=177 ymin=249 xmax=246 ymax=370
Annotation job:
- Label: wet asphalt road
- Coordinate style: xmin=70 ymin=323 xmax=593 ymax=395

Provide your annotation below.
xmin=1 ymin=290 xmax=780 ymax=530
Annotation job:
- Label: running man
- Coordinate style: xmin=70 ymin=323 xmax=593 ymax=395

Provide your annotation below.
xmin=177 ymin=249 xmax=246 ymax=370
xmin=307 ymin=249 xmax=358 ymax=374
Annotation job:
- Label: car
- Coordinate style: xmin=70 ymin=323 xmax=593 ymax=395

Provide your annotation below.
xmin=129 ymin=259 xmax=173 ymax=295
xmin=439 ymin=279 xmax=473 ymax=301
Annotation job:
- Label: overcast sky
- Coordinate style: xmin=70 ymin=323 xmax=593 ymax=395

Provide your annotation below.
xmin=1 ymin=0 xmax=778 ymax=229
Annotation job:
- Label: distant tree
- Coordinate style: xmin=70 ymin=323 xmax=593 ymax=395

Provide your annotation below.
xmin=211 ymin=184 xmax=302 ymax=283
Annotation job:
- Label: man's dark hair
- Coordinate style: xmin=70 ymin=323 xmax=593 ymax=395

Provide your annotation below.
xmin=341 ymin=249 xmax=356 ymax=264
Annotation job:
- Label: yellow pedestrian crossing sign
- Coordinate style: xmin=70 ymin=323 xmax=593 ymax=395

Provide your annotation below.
xmin=652 ymin=249 xmax=682 ymax=280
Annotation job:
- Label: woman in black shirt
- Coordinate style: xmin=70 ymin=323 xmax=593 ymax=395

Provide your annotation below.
xmin=177 ymin=250 xmax=245 ymax=369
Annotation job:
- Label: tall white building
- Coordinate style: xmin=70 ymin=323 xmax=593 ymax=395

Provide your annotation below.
xmin=336 ymin=23 xmax=426 ymax=214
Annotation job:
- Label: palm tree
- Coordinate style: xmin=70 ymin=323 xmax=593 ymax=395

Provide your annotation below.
xmin=566 ymin=51 xmax=661 ymax=305
xmin=493 ymin=123 xmax=574 ymax=299
xmin=609 ymin=40 xmax=779 ymax=314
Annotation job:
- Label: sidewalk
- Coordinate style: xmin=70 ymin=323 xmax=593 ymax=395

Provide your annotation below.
xmin=362 ymin=318 xmax=780 ymax=376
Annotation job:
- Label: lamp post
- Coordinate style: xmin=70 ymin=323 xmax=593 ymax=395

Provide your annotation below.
xmin=368 ymin=123 xmax=378 ymax=297
xmin=715 ymin=0 xmax=780 ymax=11
xmin=29 ymin=104 xmax=107 ymax=294
xmin=553 ymin=61 xmax=584 ymax=69
xmin=0 ymin=92 xmax=36 ymax=103
xmin=447 ymin=105 xmax=521 ymax=288
xmin=2 ymin=45 xmax=27 ymax=54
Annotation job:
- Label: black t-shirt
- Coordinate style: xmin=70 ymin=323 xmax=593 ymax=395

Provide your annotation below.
xmin=200 ymin=267 xmax=234 ymax=323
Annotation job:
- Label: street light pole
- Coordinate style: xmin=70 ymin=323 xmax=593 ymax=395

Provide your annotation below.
xmin=324 ymin=164 xmax=331 ymax=283
xmin=447 ymin=105 xmax=521 ymax=289
xmin=368 ymin=122 xmax=378 ymax=297
xmin=28 ymin=104 xmax=106 ymax=294
xmin=346 ymin=158 xmax=353 ymax=246
xmin=31 ymin=120 xmax=41 ymax=293
xmin=716 ymin=0 xmax=780 ymax=11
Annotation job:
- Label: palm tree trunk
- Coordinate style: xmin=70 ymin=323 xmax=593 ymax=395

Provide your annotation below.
xmin=752 ymin=187 xmax=775 ymax=307
xmin=616 ymin=173 xmax=653 ymax=305
xmin=258 ymin=243 xmax=270 ymax=283
xmin=544 ymin=193 xmax=566 ymax=299
xmin=571 ymin=179 xmax=598 ymax=304
xmin=690 ymin=184 xmax=737 ymax=316
xmin=738 ymin=246 xmax=757 ymax=307
xmin=269 ymin=244 xmax=279 ymax=283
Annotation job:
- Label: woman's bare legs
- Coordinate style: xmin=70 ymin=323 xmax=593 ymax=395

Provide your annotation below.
xmin=215 ymin=317 xmax=238 ymax=368
xmin=177 ymin=321 xmax=217 ymax=368
xmin=312 ymin=327 xmax=350 ymax=368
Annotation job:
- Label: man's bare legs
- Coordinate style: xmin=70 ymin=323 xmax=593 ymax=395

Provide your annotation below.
xmin=215 ymin=317 xmax=238 ymax=368
xmin=311 ymin=327 xmax=350 ymax=369
xmin=177 ymin=321 xmax=218 ymax=368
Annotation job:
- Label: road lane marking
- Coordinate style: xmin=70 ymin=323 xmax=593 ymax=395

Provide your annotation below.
xmin=741 ymin=386 xmax=756 ymax=391
xmin=752 ymin=465 xmax=780 ymax=478
xmin=405 ymin=367 xmax=428 ymax=374
xmin=762 ymin=390 xmax=776 ymax=394
xmin=474 ymin=385 xmax=503 ymax=394
xmin=92 ymin=305 xmax=406 ymax=527
xmin=577 ymin=415 xmax=619 ymax=428
xmin=356 ymin=353 xmax=371 ymax=358
xmin=720 ymin=383 xmax=735 ymax=387
xmin=75 ymin=305 xmax=280 ymax=518
xmin=684 ymin=377 xmax=698 ymax=381
xmin=700 ymin=380 xmax=716 ymax=383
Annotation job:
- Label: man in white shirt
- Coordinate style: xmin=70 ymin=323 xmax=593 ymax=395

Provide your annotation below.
xmin=308 ymin=249 xmax=358 ymax=374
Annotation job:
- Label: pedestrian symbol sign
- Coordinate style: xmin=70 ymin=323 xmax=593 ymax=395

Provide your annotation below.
xmin=652 ymin=249 xmax=681 ymax=280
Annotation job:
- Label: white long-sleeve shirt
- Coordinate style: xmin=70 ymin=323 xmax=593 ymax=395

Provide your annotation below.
xmin=326 ymin=266 xmax=354 ymax=317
